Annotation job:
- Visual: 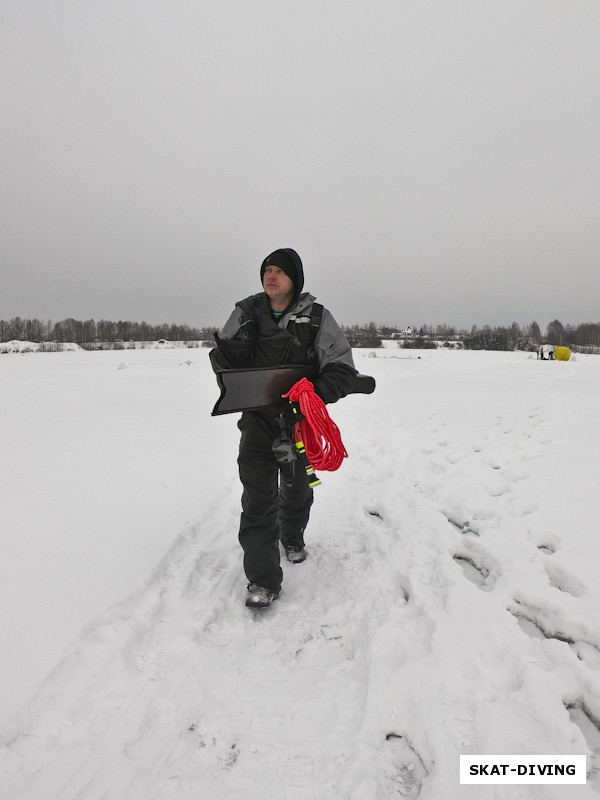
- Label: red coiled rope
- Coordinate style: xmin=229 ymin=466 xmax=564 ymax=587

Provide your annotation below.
xmin=283 ymin=378 xmax=348 ymax=471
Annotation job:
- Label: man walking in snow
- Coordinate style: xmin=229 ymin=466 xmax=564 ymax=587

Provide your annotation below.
xmin=212 ymin=248 xmax=356 ymax=608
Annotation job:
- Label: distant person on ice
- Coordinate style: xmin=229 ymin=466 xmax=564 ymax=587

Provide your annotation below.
xmin=211 ymin=248 xmax=356 ymax=608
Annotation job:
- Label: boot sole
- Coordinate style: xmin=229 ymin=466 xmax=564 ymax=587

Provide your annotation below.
xmin=245 ymin=593 xmax=279 ymax=608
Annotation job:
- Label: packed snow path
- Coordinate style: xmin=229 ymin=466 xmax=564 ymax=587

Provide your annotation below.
xmin=1 ymin=348 xmax=600 ymax=799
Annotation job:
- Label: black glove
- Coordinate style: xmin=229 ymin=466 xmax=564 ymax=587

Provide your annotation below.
xmin=213 ymin=326 xmax=256 ymax=368
xmin=232 ymin=319 xmax=258 ymax=344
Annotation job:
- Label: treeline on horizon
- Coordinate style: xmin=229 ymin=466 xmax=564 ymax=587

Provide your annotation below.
xmin=1 ymin=316 xmax=600 ymax=349
xmin=0 ymin=317 xmax=213 ymax=345
xmin=346 ymin=319 xmax=600 ymax=350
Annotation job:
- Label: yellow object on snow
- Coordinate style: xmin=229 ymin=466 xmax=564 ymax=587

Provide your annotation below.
xmin=555 ymin=346 xmax=571 ymax=361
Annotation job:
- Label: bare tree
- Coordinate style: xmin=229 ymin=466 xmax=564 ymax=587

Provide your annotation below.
xmin=546 ymin=319 xmax=564 ymax=345
xmin=528 ymin=321 xmax=541 ymax=344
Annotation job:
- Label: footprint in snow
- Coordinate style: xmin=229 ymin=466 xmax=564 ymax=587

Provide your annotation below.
xmin=522 ymin=442 xmax=545 ymax=461
xmin=383 ymin=733 xmax=428 ymax=798
xmin=538 ymin=543 xmax=556 ymax=555
xmin=572 ymin=642 xmax=600 ymax=671
xmin=510 ymin=603 xmax=600 ymax=671
xmin=223 ymin=742 xmax=240 ymax=769
xmin=506 ymin=496 xmax=537 ymax=517
xmin=565 ymin=701 xmax=600 ymax=791
xmin=318 ymin=624 xmax=344 ymax=642
xmin=444 ymin=447 xmax=472 ymax=465
xmin=182 ymin=732 xmax=241 ymax=777
xmin=484 ymin=478 xmax=511 ymax=497
xmin=283 ymin=755 xmax=317 ymax=799
xmin=500 ymin=466 xmax=529 ymax=483
xmin=440 ymin=512 xmax=478 ymax=537
xmin=544 ymin=561 xmax=587 ymax=597
xmin=453 ymin=554 xmax=494 ymax=591
xmin=512 ymin=612 xmax=547 ymax=641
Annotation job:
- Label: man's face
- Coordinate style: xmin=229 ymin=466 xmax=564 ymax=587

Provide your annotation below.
xmin=263 ymin=265 xmax=294 ymax=309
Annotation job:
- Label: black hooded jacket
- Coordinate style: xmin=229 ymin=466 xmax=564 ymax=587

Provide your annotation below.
xmin=212 ymin=249 xmax=356 ymax=404
xmin=213 ymin=292 xmax=356 ymax=404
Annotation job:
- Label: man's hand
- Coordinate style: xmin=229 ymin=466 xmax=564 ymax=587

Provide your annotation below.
xmin=233 ymin=319 xmax=257 ymax=343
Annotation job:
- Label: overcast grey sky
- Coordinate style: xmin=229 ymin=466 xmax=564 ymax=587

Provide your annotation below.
xmin=2 ymin=0 xmax=599 ymax=330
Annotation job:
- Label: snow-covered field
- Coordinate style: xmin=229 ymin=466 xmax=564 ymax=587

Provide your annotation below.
xmin=1 ymin=345 xmax=599 ymax=799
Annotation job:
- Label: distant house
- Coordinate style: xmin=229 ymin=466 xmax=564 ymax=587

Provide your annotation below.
xmin=390 ymin=327 xmax=415 ymax=339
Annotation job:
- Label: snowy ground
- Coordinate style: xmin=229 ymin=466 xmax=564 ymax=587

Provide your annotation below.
xmin=1 ymin=345 xmax=600 ymax=799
